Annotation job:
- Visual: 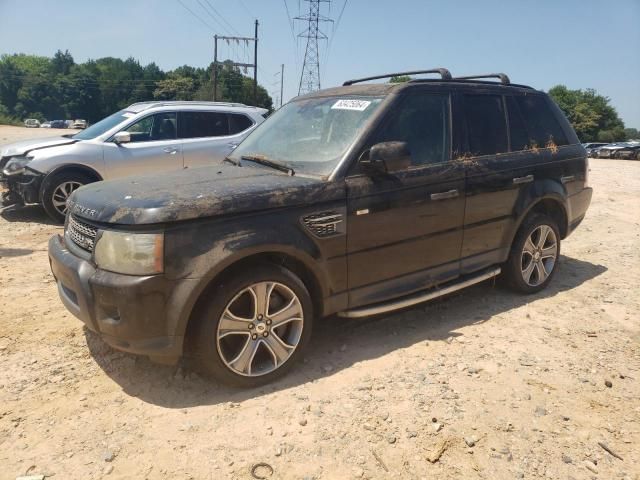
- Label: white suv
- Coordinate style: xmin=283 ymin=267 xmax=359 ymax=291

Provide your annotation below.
xmin=1 ymin=101 xmax=268 ymax=222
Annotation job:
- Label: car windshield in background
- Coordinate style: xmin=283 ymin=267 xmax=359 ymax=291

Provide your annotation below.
xmin=72 ymin=110 xmax=132 ymax=140
xmin=229 ymin=96 xmax=384 ymax=176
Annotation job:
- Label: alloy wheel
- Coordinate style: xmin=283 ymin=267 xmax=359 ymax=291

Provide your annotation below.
xmin=521 ymin=224 xmax=558 ymax=287
xmin=51 ymin=181 xmax=82 ymax=216
xmin=216 ymin=281 xmax=304 ymax=377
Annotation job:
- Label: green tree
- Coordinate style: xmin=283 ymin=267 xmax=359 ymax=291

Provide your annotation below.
xmin=153 ymin=76 xmax=196 ymax=101
xmin=623 ymin=127 xmax=639 ymax=140
xmin=389 ymin=75 xmax=412 ymax=83
xmin=51 ymin=49 xmax=74 ymax=75
xmin=548 ymin=85 xmax=626 ymax=142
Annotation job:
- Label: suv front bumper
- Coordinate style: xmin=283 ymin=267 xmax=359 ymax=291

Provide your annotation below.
xmin=0 ymin=169 xmax=44 ymax=208
xmin=48 ymin=235 xmax=193 ymax=363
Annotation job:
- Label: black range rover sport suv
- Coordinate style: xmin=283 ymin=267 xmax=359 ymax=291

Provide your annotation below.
xmin=48 ymin=69 xmax=592 ymax=386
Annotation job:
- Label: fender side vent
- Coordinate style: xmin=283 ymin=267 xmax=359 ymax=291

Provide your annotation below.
xmin=302 ymin=211 xmax=343 ymax=238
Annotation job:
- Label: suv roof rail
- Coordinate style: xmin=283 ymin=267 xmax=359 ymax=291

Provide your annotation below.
xmin=127 ymin=100 xmax=250 ymax=109
xmin=454 ymin=73 xmax=511 ymax=85
xmin=343 ymin=68 xmax=452 ymax=86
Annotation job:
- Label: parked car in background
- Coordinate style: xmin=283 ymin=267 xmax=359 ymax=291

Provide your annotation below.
xmin=41 ymin=121 xmax=52 ymax=128
xmin=614 ymin=143 xmax=640 ymax=160
xmin=0 ymin=101 xmax=268 ymax=222
xmin=47 ymin=69 xmax=592 ymax=386
xmin=72 ymin=119 xmax=88 ymax=129
xmin=596 ymin=143 xmax=626 ymax=158
xmin=49 ymin=120 xmax=68 ymax=129
xmin=24 ymin=119 xmax=40 ymax=128
xmin=582 ymin=142 xmax=607 ymax=157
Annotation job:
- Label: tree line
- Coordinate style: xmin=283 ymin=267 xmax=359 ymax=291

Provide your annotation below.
xmin=0 ymin=50 xmax=273 ymax=124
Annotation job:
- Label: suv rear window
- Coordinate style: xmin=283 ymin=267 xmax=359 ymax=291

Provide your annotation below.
xmin=229 ymin=114 xmax=253 ymax=134
xmin=464 ymin=94 xmax=508 ymax=156
xmin=515 ymin=95 xmax=568 ymax=148
xmin=179 ymin=111 xmax=229 ymax=138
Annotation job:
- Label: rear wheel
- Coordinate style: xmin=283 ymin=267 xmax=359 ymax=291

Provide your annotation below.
xmin=191 ymin=264 xmax=313 ymax=387
xmin=41 ymin=171 xmax=95 ymax=223
xmin=503 ymin=213 xmax=560 ymax=293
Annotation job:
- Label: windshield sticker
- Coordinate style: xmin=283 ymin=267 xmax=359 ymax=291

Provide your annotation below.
xmin=331 ymin=99 xmax=372 ymax=111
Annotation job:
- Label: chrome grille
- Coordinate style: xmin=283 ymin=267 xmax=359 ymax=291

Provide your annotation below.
xmin=303 ymin=211 xmax=343 ymax=238
xmin=67 ymin=215 xmax=97 ymax=252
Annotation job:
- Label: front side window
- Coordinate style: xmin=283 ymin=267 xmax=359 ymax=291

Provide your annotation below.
xmin=229 ymin=95 xmax=384 ymax=176
xmin=464 ymin=94 xmax=508 ymax=156
xmin=122 ymin=112 xmax=177 ymax=142
xmin=369 ymin=93 xmax=450 ymax=167
xmin=178 ymin=111 xmax=229 ymax=139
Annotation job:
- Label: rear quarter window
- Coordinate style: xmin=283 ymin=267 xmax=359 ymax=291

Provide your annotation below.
xmin=228 ymin=114 xmax=254 ymax=135
xmin=515 ymin=95 xmax=569 ymax=148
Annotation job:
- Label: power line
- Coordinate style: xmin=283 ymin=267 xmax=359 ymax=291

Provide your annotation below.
xmin=203 ymin=0 xmax=240 ymax=35
xmin=237 ymin=0 xmax=256 ymax=19
xmin=177 ymin=0 xmax=216 ymax=32
xmin=323 ymin=0 xmax=347 ymax=78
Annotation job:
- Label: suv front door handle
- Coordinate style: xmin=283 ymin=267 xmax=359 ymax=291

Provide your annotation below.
xmin=513 ymin=175 xmax=534 ymax=185
xmin=163 ymin=147 xmax=178 ymax=155
xmin=430 ymin=189 xmax=459 ymax=201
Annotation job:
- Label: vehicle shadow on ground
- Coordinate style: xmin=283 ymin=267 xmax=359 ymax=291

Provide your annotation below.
xmin=0 ymin=248 xmax=33 ymax=257
xmin=85 ymin=255 xmax=607 ymax=407
xmin=1 ymin=205 xmax=58 ymax=225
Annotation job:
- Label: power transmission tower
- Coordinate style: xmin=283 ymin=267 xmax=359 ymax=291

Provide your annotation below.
xmin=296 ymin=0 xmax=332 ymax=95
xmin=212 ymin=20 xmax=259 ymax=105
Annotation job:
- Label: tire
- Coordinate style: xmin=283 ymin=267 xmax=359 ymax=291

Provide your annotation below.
xmin=41 ymin=171 xmax=95 ymax=223
xmin=503 ymin=213 xmax=561 ymax=294
xmin=190 ymin=263 xmax=314 ymax=387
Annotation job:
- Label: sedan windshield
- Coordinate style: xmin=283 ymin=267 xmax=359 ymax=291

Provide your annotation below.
xmin=72 ymin=110 xmax=133 ymax=140
xmin=229 ymin=96 xmax=384 ymax=176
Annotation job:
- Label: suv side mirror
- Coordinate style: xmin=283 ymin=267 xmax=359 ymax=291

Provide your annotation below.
xmin=361 ymin=141 xmax=412 ymax=173
xmin=114 ymin=132 xmax=131 ymax=145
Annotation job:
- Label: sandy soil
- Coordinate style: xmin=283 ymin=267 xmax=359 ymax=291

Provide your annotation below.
xmin=0 ymin=125 xmax=639 ymax=480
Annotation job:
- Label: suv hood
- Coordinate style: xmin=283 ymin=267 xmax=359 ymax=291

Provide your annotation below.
xmin=0 ymin=136 xmax=77 ymax=158
xmin=68 ymin=165 xmax=339 ymax=225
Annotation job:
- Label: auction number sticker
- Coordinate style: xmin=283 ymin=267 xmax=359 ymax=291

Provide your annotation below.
xmin=331 ymin=99 xmax=371 ymax=111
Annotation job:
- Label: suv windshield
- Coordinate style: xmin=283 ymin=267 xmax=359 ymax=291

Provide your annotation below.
xmin=229 ymin=95 xmax=384 ymax=176
xmin=72 ymin=110 xmax=134 ymax=140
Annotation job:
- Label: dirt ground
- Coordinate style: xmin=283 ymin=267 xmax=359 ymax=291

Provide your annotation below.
xmin=0 ymin=124 xmax=638 ymax=480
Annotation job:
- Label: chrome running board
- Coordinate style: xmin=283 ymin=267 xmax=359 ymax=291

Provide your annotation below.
xmin=338 ymin=267 xmax=501 ymax=318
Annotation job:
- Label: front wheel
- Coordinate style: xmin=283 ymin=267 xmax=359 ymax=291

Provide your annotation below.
xmin=41 ymin=171 xmax=94 ymax=223
xmin=503 ymin=213 xmax=561 ymax=294
xmin=191 ymin=264 xmax=314 ymax=387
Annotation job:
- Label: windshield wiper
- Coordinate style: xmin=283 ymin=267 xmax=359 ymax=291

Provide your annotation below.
xmin=241 ymin=155 xmax=295 ymax=176
xmin=223 ymin=156 xmax=239 ymax=166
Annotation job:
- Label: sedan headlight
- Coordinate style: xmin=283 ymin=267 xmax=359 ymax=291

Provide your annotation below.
xmin=2 ymin=156 xmax=31 ymax=176
xmin=94 ymin=231 xmax=164 ymax=275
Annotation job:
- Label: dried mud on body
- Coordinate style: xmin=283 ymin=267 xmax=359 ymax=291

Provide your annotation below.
xmin=1 ymin=125 xmax=639 ymax=480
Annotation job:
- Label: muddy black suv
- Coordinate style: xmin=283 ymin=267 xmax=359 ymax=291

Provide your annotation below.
xmin=48 ymin=69 xmax=592 ymax=386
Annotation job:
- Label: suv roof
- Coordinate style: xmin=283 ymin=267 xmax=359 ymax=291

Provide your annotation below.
xmin=126 ymin=101 xmax=264 ymax=114
xmin=300 ymin=68 xmax=536 ymax=99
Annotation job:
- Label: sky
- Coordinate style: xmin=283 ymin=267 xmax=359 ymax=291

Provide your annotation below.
xmin=0 ymin=0 xmax=639 ymax=127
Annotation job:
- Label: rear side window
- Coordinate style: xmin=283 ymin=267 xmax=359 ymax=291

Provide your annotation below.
xmin=515 ymin=95 xmax=568 ymax=148
xmin=228 ymin=114 xmax=254 ymax=134
xmin=178 ymin=111 xmax=229 ymax=139
xmin=463 ymin=94 xmax=508 ymax=156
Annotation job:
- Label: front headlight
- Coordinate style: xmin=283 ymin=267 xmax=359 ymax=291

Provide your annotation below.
xmin=2 ymin=156 xmax=31 ymax=176
xmin=94 ymin=231 xmax=164 ymax=275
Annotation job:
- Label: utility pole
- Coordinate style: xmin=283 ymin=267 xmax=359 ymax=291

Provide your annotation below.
xmin=212 ymin=21 xmax=259 ymax=105
xmin=280 ymin=63 xmax=284 ymax=108
xmin=296 ymin=0 xmax=332 ymax=95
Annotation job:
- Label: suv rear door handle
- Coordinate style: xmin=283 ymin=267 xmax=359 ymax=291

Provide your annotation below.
xmin=430 ymin=189 xmax=459 ymax=201
xmin=163 ymin=147 xmax=178 ymax=155
xmin=513 ymin=175 xmax=534 ymax=185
